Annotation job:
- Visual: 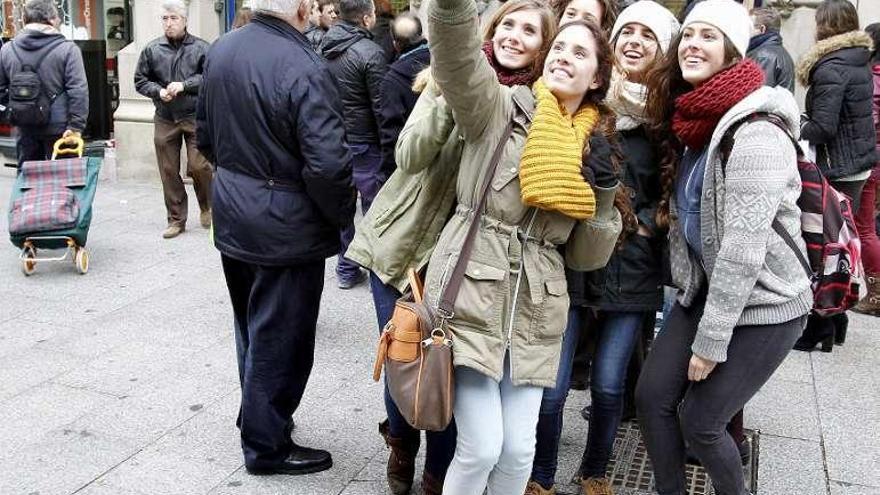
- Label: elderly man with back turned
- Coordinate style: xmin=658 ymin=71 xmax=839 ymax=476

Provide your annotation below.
xmin=747 ymin=7 xmax=795 ymax=92
xmin=319 ymin=0 xmax=387 ymax=289
xmin=135 ymin=0 xmax=212 ymax=239
xmin=196 ymin=0 xmax=355 ymax=477
xmin=0 ymin=0 xmax=88 ymax=165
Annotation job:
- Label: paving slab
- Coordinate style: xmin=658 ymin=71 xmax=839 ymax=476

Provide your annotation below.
xmin=748 ymin=379 xmax=821 ymax=441
xmin=756 ymin=435 xmax=826 ymax=495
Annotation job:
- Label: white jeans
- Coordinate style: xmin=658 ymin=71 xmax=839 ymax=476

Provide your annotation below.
xmin=442 ymin=356 xmax=544 ymax=495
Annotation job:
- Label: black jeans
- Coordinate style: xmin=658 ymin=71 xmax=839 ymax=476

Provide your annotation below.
xmin=221 ymin=255 xmax=325 ymax=470
xmin=635 ymin=295 xmax=805 ymax=495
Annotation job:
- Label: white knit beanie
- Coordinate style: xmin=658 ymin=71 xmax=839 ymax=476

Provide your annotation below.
xmin=610 ymin=1 xmax=680 ymax=54
xmin=681 ymin=0 xmax=752 ymax=58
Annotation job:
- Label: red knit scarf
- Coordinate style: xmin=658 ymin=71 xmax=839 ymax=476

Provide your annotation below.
xmin=482 ymin=41 xmax=538 ymax=87
xmin=672 ymin=60 xmax=766 ymax=149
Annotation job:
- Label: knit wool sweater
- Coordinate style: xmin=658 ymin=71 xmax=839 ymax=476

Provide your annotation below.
xmin=668 ymin=85 xmax=813 ymax=363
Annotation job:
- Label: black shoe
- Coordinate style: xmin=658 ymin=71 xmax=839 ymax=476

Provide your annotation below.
xmin=793 ymin=314 xmax=834 ymax=353
xmin=246 ymin=445 xmax=333 ymax=476
xmin=338 ymin=270 xmax=367 ymax=290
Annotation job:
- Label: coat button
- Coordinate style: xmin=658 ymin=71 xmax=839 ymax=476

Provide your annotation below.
xmin=510 ymin=167 xmax=517 ymax=173
xmin=704 ymin=236 xmax=714 ymax=245
xmin=268 ymin=179 xmax=275 ymax=186
xmin=473 ymin=269 xmax=481 ymax=276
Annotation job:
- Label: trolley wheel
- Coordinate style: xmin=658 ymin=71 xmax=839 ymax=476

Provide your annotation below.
xmin=21 ymin=247 xmax=36 ymax=276
xmin=75 ymin=248 xmax=89 ymax=274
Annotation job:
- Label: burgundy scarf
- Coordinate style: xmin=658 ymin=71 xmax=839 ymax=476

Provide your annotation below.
xmin=482 ymin=41 xmax=538 ymax=87
xmin=672 ymin=60 xmax=766 ymax=149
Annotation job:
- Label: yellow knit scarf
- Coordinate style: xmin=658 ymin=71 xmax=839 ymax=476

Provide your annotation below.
xmin=519 ymin=78 xmax=599 ymax=220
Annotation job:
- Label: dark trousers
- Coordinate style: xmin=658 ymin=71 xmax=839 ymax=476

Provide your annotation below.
xmin=337 ymin=143 xmax=383 ymax=281
xmin=369 ymin=272 xmax=457 ymax=478
xmin=17 ymin=133 xmax=61 ymax=166
xmin=221 ymin=255 xmax=325 ymax=469
xmin=154 ymin=116 xmax=213 ymax=227
xmin=635 ymin=295 xmax=804 ymax=495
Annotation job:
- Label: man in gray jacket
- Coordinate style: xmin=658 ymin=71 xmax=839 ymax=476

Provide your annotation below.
xmin=135 ymin=0 xmax=212 ymax=239
xmin=0 ymin=0 xmax=88 ymax=165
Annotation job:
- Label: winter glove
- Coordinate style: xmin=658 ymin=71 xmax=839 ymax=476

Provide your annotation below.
xmin=581 ymin=134 xmax=618 ymax=189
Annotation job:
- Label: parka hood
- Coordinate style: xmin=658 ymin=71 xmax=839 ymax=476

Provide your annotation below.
xmin=14 ymin=29 xmax=66 ymax=51
xmin=796 ymin=31 xmax=874 ymax=86
xmin=319 ymin=22 xmax=371 ymax=59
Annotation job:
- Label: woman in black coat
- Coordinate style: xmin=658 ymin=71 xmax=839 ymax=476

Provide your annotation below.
xmin=794 ymin=0 xmax=879 ymax=352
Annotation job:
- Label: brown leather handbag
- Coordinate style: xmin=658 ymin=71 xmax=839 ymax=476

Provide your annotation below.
xmin=372 ymin=123 xmax=513 ymax=431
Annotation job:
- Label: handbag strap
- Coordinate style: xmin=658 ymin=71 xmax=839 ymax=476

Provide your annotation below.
xmin=437 ymin=122 xmax=514 ymax=317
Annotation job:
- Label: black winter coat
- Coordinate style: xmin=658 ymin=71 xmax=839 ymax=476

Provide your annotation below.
xmin=567 ymin=126 xmax=664 ymax=311
xmin=196 ymin=14 xmax=355 ymax=266
xmin=747 ymin=32 xmax=795 ymax=92
xmin=378 ymin=43 xmax=430 ymax=178
xmin=319 ymin=22 xmax=388 ymax=144
xmin=134 ymin=33 xmax=208 ymax=122
xmin=304 ymin=24 xmax=325 ymax=51
xmin=798 ymin=31 xmax=878 ymax=180
xmin=370 ymin=14 xmax=396 ymax=64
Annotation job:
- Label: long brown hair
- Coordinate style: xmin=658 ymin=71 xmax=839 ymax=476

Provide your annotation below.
xmin=483 ymin=0 xmax=558 ymax=78
xmin=643 ymin=31 xmax=741 ymax=230
xmin=815 ymin=0 xmax=860 ymax=41
xmin=535 ymin=19 xmax=633 ymax=240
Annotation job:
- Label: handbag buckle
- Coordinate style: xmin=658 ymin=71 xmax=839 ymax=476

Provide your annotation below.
xmin=422 ymin=328 xmax=453 ymax=348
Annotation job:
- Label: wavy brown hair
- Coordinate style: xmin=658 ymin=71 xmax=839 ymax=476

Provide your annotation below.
xmin=643 ymin=31 xmax=741 ymax=230
xmin=536 ymin=19 xmax=634 ymax=242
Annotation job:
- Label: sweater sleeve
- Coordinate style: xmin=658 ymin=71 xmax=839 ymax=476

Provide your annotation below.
xmin=692 ymin=122 xmax=795 ymax=363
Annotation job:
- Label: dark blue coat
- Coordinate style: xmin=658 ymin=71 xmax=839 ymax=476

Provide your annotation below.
xmin=197 ymin=14 xmax=355 ymax=266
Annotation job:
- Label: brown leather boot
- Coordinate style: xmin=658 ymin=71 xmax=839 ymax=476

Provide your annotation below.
xmin=524 ymin=480 xmax=557 ymax=495
xmin=581 ymin=477 xmax=614 ymax=495
xmin=378 ymin=420 xmax=419 ymax=495
xmin=853 ymin=274 xmax=880 ymax=317
xmin=421 ymin=471 xmax=444 ymax=495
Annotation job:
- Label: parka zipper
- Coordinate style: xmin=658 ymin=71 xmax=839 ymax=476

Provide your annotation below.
xmin=505 ymin=208 xmax=538 ymax=377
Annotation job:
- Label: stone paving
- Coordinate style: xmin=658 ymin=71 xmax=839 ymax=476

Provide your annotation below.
xmin=0 ymin=173 xmax=878 ymax=495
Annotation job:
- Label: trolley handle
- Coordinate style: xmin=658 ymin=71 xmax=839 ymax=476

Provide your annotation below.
xmin=52 ymin=136 xmax=85 ymax=159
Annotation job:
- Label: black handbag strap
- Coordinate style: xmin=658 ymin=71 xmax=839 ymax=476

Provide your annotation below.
xmin=771 ymin=219 xmax=813 ymax=278
xmin=437 ymin=122 xmax=513 ymax=317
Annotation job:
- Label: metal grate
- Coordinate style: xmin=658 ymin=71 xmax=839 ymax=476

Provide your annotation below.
xmin=561 ymin=421 xmax=760 ymax=495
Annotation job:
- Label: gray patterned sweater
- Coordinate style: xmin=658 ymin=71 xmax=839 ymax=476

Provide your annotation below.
xmin=669 ymin=86 xmax=813 ymax=363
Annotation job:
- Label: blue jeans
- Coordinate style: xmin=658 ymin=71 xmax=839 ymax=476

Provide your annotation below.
xmin=370 ymin=272 xmax=457 ymax=478
xmin=338 ymin=143 xmax=384 ymax=281
xmin=579 ymin=311 xmax=645 ymax=477
xmin=530 ymin=307 xmax=582 ymax=489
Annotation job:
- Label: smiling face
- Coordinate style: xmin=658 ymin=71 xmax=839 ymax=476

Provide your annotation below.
xmin=492 ymin=9 xmax=545 ymax=70
xmin=559 ymin=0 xmax=603 ymax=28
xmin=543 ymin=23 xmax=601 ymax=111
xmin=614 ymin=22 xmax=658 ymax=83
xmin=678 ymin=22 xmax=729 ymax=87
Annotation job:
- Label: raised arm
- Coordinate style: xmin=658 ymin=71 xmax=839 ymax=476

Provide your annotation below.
xmin=395 ymin=82 xmax=457 ymax=174
xmin=427 ymin=0 xmax=503 ymax=141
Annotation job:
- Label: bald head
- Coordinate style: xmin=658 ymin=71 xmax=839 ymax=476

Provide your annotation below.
xmin=391 ymin=12 xmax=424 ymax=54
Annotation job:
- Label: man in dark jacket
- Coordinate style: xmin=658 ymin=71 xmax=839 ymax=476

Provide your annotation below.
xmin=0 ymin=0 xmax=88 ymax=165
xmin=135 ymin=0 xmax=211 ymax=239
xmin=304 ymin=0 xmax=337 ymax=50
xmin=377 ymin=12 xmax=429 ymax=178
xmin=319 ymin=0 xmax=387 ymax=289
xmin=196 ymin=0 xmax=354 ymax=477
xmin=747 ymin=7 xmax=795 ymax=92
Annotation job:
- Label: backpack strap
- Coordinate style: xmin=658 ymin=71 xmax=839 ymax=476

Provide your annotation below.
xmin=721 ymin=112 xmax=813 ymax=279
xmin=10 ymin=38 xmax=68 ymax=73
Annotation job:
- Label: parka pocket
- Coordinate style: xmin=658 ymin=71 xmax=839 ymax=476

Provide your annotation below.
xmin=453 ymin=260 xmax=507 ymax=331
xmin=374 ymin=182 xmax=422 ymax=236
xmin=529 ymin=277 xmax=570 ymax=342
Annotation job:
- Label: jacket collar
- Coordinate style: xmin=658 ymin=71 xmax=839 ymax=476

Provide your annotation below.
xmin=252 ymin=12 xmax=309 ymax=44
xmin=796 ymin=31 xmax=874 ymax=86
xmin=512 ymin=85 xmax=535 ymax=125
xmin=747 ymin=31 xmax=781 ymax=53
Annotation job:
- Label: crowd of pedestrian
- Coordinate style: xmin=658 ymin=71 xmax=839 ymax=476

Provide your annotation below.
xmin=199 ymin=0 xmax=880 ymax=494
xmin=3 ymin=0 xmax=880 ymax=494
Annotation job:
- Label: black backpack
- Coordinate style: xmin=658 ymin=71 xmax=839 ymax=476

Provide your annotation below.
xmin=7 ymin=39 xmax=66 ymax=127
